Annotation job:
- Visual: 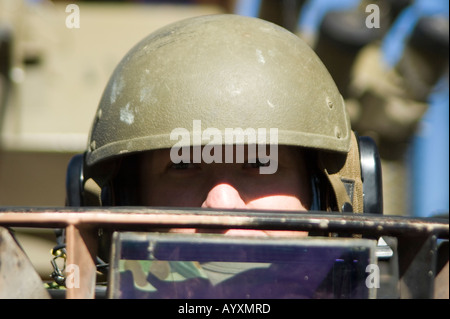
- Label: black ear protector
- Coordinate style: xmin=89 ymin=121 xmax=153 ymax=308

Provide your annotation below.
xmin=66 ymin=136 xmax=383 ymax=214
xmin=65 ymin=153 xmax=84 ymax=207
xmin=358 ymin=136 xmax=383 ymax=215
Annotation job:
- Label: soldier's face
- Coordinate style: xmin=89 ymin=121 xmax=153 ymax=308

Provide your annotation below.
xmin=139 ymin=145 xmax=311 ymax=212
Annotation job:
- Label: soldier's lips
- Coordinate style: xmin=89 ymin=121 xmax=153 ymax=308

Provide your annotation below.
xmin=224 ymin=229 xmax=308 ymax=237
xmin=169 ymin=228 xmax=308 ymax=237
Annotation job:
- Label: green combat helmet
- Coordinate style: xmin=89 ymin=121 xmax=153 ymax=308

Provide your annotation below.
xmin=66 ymin=14 xmax=382 ymax=215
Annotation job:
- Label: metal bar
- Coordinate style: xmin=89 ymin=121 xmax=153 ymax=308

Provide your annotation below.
xmin=0 ymin=208 xmax=448 ymax=238
xmin=65 ymin=224 xmax=97 ymax=299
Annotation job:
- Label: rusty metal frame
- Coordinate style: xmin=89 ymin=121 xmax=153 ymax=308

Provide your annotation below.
xmin=0 ymin=207 xmax=448 ymax=298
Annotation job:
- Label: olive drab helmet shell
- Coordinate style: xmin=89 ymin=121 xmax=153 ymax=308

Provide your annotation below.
xmin=83 ymin=14 xmax=364 ymax=213
xmin=86 ymin=14 xmax=351 ymax=166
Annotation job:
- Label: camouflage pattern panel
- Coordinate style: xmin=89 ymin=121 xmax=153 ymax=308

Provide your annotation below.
xmin=117 ymin=260 xmax=210 ymax=298
xmin=109 ymin=232 xmax=377 ymax=299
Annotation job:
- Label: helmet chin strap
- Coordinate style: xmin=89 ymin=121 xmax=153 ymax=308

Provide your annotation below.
xmin=317 ymin=132 xmax=364 ymax=214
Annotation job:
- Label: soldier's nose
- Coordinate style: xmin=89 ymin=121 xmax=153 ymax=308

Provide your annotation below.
xmin=201 ymin=183 xmax=246 ymax=209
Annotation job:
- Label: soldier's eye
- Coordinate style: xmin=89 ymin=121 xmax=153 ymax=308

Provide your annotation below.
xmin=170 ymin=161 xmax=196 ymax=170
xmin=244 ymin=158 xmax=270 ymax=169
